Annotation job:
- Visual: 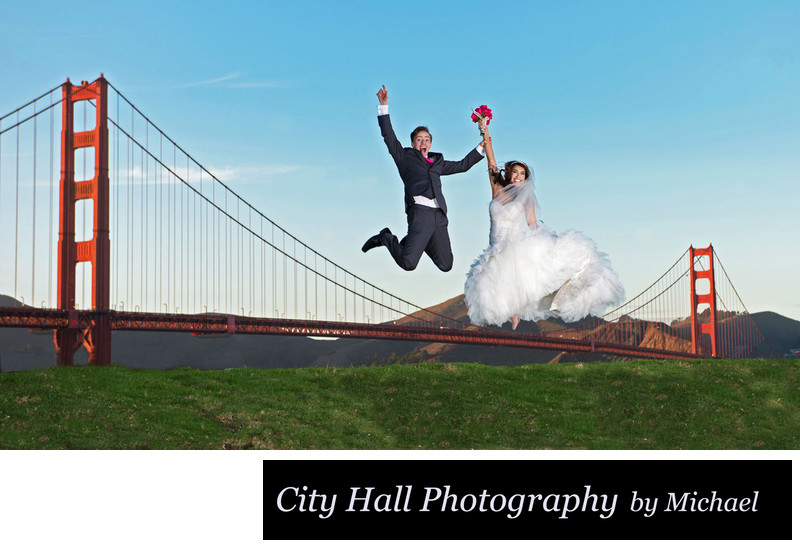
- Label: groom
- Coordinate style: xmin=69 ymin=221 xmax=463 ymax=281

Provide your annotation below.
xmin=362 ymin=85 xmax=486 ymax=272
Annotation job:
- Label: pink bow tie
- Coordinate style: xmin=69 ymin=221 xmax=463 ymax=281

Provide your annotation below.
xmin=425 ymin=157 xmax=433 ymax=164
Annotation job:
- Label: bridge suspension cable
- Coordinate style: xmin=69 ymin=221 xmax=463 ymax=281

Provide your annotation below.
xmin=712 ymin=250 xmax=771 ymax=357
xmin=21 ymin=78 xmax=469 ymax=328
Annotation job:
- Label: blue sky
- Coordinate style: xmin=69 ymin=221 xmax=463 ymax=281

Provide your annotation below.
xmin=1 ymin=0 xmax=799 ymax=320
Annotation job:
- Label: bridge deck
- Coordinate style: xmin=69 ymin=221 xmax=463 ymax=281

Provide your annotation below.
xmin=0 ymin=306 xmax=702 ymax=361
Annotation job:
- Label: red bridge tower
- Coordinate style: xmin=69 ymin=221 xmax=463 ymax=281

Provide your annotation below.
xmin=689 ymin=245 xmax=719 ymax=357
xmin=54 ymin=77 xmax=111 ymax=365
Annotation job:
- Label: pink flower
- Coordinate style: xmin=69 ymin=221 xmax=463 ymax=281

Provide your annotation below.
xmin=471 ymin=104 xmax=493 ymax=125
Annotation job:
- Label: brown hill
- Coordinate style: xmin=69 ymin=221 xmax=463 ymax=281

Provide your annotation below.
xmin=639 ymin=324 xmax=693 ymax=353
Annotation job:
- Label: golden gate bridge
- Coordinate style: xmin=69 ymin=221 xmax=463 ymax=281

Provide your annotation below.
xmin=0 ymin=76 xmax=770 ymax=367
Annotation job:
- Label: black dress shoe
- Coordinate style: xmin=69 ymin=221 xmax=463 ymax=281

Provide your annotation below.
xmin=362 ymin=228 xmax=391 ymax=252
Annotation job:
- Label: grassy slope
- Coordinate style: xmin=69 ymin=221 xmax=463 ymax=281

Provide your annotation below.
xmin=0 ymin=359 xmax=798 ymax=450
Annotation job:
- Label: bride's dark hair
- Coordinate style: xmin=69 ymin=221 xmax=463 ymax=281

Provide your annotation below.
xmin=492 ymin=161 xmax=532 ymax=187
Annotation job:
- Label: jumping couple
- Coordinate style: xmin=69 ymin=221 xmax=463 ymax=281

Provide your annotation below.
xmin=362 ymin=85 xmax=624 ymax=329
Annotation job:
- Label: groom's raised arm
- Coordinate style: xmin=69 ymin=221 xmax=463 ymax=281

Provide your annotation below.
xmin=376 ymin=85 xmax=404 ymax=163
xmin=441 ymin=145 xmax=485 ymax=176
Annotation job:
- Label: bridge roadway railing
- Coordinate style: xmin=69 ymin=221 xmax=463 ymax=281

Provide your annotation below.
xmin=0 ymin=306 xmax=702 ymax=361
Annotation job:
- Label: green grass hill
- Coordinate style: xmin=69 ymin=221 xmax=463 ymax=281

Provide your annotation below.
xmin=1 ymin=358 xmax=797 ymax=450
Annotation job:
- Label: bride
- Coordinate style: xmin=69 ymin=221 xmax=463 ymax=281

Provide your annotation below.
xmin=464 ymin=118 xmax=625 ymax=329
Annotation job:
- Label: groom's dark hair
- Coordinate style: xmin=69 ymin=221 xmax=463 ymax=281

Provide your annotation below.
xmin=410 ymin=126 xmax=432 ymax=142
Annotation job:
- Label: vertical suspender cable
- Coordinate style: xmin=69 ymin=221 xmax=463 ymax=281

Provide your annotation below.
xmin=127 ymin=109 xmax=132 ymax=309
xmin=179 ymin=152 xmax=184 ymax=312
xmin=211 ymin=180 xmax=215 ymax=312
xmin=272 ymin=224 xmax=276 ymax=317
xmin=305 ymin=247 xmax=308 ymax=319
xmin=114 ymin=92 xmax=119 ymax=309
xmin=14 ymin=112 xmax=19 ymax=303
xmin=249 ymin=208 xmax=253 ymax=314
xmin=0 ymin=117 xmax=3 ymax=261
xmin=145 ymin=125 xmax=149 ymax=310
xmin=140 ymin=141 xmax=145 ymax=309
xmin=251 ymin=210 xmax=255 ymax=315
xmin=227 ymin=192 xmax=231 ymax=314
xmin=49 ymin=95 xmax=55 ymax=306
xmin=187 ymin=156 xmax=192 ymax=311
xmin=173 ymin=145 xmax=177 ymax=311
xmin=191 ymin=158 xmax=195 ymax=312
xmin=214 ymin=182 xmax=218 ymax=312
xmin=32 ymin=100 xmax=37 ymax=305
xmin=238 ymin=196 xmax=241 ymax=313
xmin=261 ymin=216 xmax=265 ymax=316
xmin=294 ymin=238 xmax=297 ymax=318
xmin=156 ymin=132 xmax=169 ymax=310
xmin=199 ymin=171 xmax=203 ymax=311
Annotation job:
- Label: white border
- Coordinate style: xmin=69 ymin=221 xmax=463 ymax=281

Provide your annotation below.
xmin=0 ymin=450 xmax=795 ymax=547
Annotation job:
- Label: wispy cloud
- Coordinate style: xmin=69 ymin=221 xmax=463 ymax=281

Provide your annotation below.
xmin=209 ymin=165 xmax=299 ymax=183
xmin=225 ymin=82 xmax=290 ymax=89
xmin=178 ymin=73 xmax=290 ymax=89
xmin=180 ymin=73 xmax=242 ymax=88
xmin=103 ymin=164 xmax=298 ymax=187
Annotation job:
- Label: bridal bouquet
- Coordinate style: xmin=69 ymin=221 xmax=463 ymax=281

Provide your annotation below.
xmin=471 ymin=104 xmax=493 ymax=125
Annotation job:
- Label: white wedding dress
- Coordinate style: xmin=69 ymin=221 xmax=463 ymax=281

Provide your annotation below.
xmin=464 ymin=179 xmax=624 ymax=327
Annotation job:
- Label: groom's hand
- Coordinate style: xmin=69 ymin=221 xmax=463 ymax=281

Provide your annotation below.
xmin=377 ymin=85 xmax=388 ymax=105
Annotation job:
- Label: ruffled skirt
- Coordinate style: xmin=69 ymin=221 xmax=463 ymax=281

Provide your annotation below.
xmin=464 ymin=225 xmax=624 ymax=326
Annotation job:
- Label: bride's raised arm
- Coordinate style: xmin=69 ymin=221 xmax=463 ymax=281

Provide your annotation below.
xmin=478 ymin=119 xmax=503 ymax=197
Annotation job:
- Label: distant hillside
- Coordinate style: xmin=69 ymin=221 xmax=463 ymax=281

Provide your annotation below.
xmin=1 ymin=294 xmax=798 ymax=371
xmin=401 ymin=295 xmax=798 ymax=362
xmin=750 ymin=311 xmax=800 ymax=354
xmin=0 ymin=295 xmax=23 ymax=307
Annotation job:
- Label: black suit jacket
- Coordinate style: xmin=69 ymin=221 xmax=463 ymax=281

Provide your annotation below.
xmin=378 ymin=114 xmax=484 ymax=215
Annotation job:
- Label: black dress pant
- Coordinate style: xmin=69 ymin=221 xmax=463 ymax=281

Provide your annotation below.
xmin=382 ymin=205 xmax=453 ymax=272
